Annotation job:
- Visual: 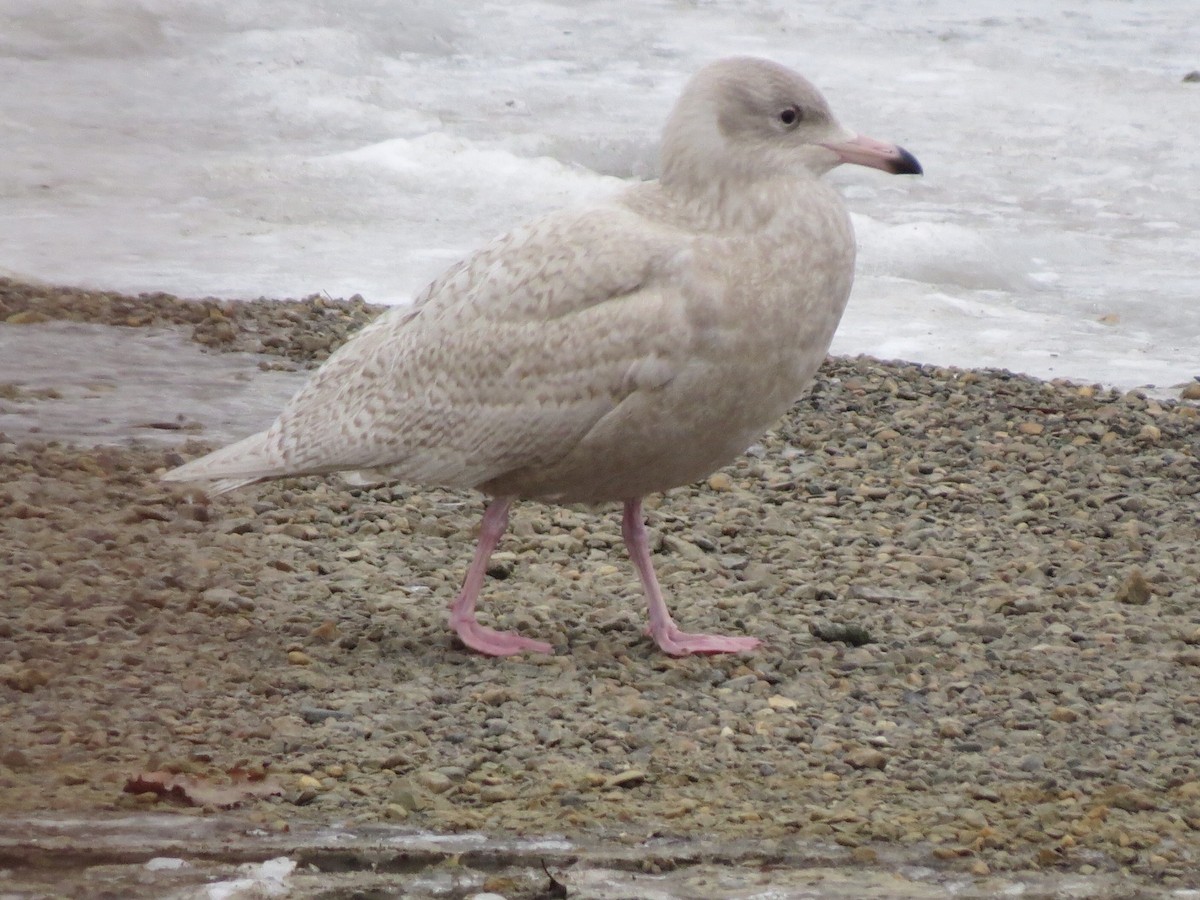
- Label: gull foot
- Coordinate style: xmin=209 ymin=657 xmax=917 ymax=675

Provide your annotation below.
xmin=650 ymin=625 xmax=762 ymax=656
xmin=453 ymin=619 xmax=554 ymax=657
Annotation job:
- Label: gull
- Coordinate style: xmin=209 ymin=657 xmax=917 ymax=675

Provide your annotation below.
xmin=163 ymin=57 xmax=922 ymax=656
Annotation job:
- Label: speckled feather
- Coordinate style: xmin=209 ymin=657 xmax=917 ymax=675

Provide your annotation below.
xmin=164 ymin=58 xmax=867 ymax=504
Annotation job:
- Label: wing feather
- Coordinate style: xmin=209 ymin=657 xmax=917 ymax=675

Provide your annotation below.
xmin=233 ymin=201 xmax=692 ymax=489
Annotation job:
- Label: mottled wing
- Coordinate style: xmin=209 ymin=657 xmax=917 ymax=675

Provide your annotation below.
xmin=252 ymin=202 xmax=691 ymax=488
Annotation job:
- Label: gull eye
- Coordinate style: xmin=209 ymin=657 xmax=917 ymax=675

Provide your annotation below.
xmin=779 ymin=106 xmax=802 ymax=127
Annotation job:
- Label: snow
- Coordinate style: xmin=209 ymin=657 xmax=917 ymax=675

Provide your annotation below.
xmin=204 ymin=856 xmax=295 ymax=899
xmin=144 ymin=856 xmax=189 ymax=871
xmin=1 ymin=0 xmax=1197 ymax=390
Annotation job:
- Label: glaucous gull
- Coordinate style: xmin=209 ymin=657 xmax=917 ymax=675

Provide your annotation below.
xmin=163 ymin=57 xmax=922 ymax=657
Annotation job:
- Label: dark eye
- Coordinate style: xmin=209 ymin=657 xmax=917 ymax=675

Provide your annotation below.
xmin=779 ymin=106 xmax=802 ymax=127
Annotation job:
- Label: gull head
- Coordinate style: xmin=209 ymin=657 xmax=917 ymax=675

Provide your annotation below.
xmin=660 ymin=57 xmax=922 ymax=192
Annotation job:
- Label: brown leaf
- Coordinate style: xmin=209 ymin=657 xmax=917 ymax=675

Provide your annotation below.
xmin=124 ymin=767 xmax=283 ymax=808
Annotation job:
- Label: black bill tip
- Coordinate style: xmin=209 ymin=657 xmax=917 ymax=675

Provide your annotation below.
xmin=891 ymin=146 xmax=923 ymax=176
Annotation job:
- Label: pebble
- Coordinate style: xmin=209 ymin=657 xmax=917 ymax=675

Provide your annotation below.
xmin=844 ymin=749 xmax=887 ymax=771
xmin=2 ymin=283 xmax=1199 ymax=885
xmin=935 ymin=629 xmax=961 ymax=647
xmin=480 ymin=784 xmax=517 ymax=803
xmin=389 ymin=786 xmax=423 ymax=812
xmin=415 ymin=771 xmax=453 ymax=794
xmin=1112 ymin=569 xmax=1151 ymax=604
xmin=200 ymin=587 xmax=253 ymax=613
xmin=936 ymin=719 xmax=965 ymax=739
xmin=958 ymin=808 xmax=988 ymax=829
xmin=299 ymin=707 xmax=351 ymax=725
xmin=604 ymin=769 xmax=648 ymax=789
xmin=1136 ymin=424 xmax=1161 ymax=442
xmin=707 ymin=472 xmax=734 ymax=492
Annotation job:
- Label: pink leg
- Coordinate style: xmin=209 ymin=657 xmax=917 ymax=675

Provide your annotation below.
xmin=621 ymin=498 xmax=761 ymax=656
xmin=448 ymin=497 xmax=554 ymax=656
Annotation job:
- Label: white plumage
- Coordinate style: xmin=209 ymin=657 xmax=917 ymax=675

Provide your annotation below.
xmin=164 ymin=57 xmax=921 ymax=656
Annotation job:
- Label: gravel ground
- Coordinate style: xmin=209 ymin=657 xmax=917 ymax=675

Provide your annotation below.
xmin=2 ymin=278 xmax=1200 ymax=893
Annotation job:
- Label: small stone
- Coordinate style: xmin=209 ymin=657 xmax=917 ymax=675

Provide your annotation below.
xmin=296 ymin=775 xmax=322 ymax=791
xmin=707 ymin=472 xmax=734 ymax=492
xmin=287 ymin=650 xmax=313 ymax=666
xmin=415 ymin=770 xmax=453 ymax=794
xmin=389 ymin=785 xmax=423 ymax=811
xmin=810 ymin=621 xmax=872 ymax=646
xmin=604 ymin=769 xmax=648 ymax=789
xmin=1050 ymin=706 xmax=1079 ymax=723
xmin=1017 ymin=421 xmax=1044 ymax=435
xmin=480 ymin=784 xmax=517 ymax=803
xmin=1174 ymin=781 xmax=1200 ymax=799
xmin=935 ymin=629 xmax=961 ymax=647
xmin=6 ymin=310 xmax=49 ymax=324
xmin=767 ymin=694 xmax=799 ymax=710
xmin=937 ymin=718 xmax=965 ymax=739
xmin=1111 ymin=790 xmax=1158 ymax=812
xmin=958 ymin=808 xmax=988 ymax=828
xmin=1 ymin=748 xmax=31 ymax=770
xmin=310 ymin=620 xmax=338 ymax=642
xmin=299 ymin=707 xmax=350 ymax=725
xmin=724 ymin=674 xmax=758 ymax=690
xmin=1181 ymin=382 xmax=1200 ymax=400
xmin=844 ymin=748 xmax=887 ymax=770
xmin=1 ymin=666 xmax=49 ymax=692
xmin=1113 ymin=569 xmax=1151 ymax=605
xmin=1136 ymin=424 xmax=1161 ymax=442
xmin=281 ymin=523 xmax=321 ymax=541
xmin=200 ymin=587 xmax=251 ymax=613
xmin=1018 ymin=754 xmax=1044 ymax=772
xmin=1036 ymin=848 xmax=1063 ymax=867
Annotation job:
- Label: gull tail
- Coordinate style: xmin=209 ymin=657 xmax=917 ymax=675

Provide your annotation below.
xmin=161 ymin=430 xmax=282 ymax=495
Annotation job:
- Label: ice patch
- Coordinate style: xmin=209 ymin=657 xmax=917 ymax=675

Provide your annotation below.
xmin=854 ymin=218 xmax=1033 ymax=291
xmin=145 ymin=856 xmax=189 ymax=871
xmin=334 ymin=132 xmax=621 ymax=202
xmin=205 ymin=856 xmax=296 ymax=900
